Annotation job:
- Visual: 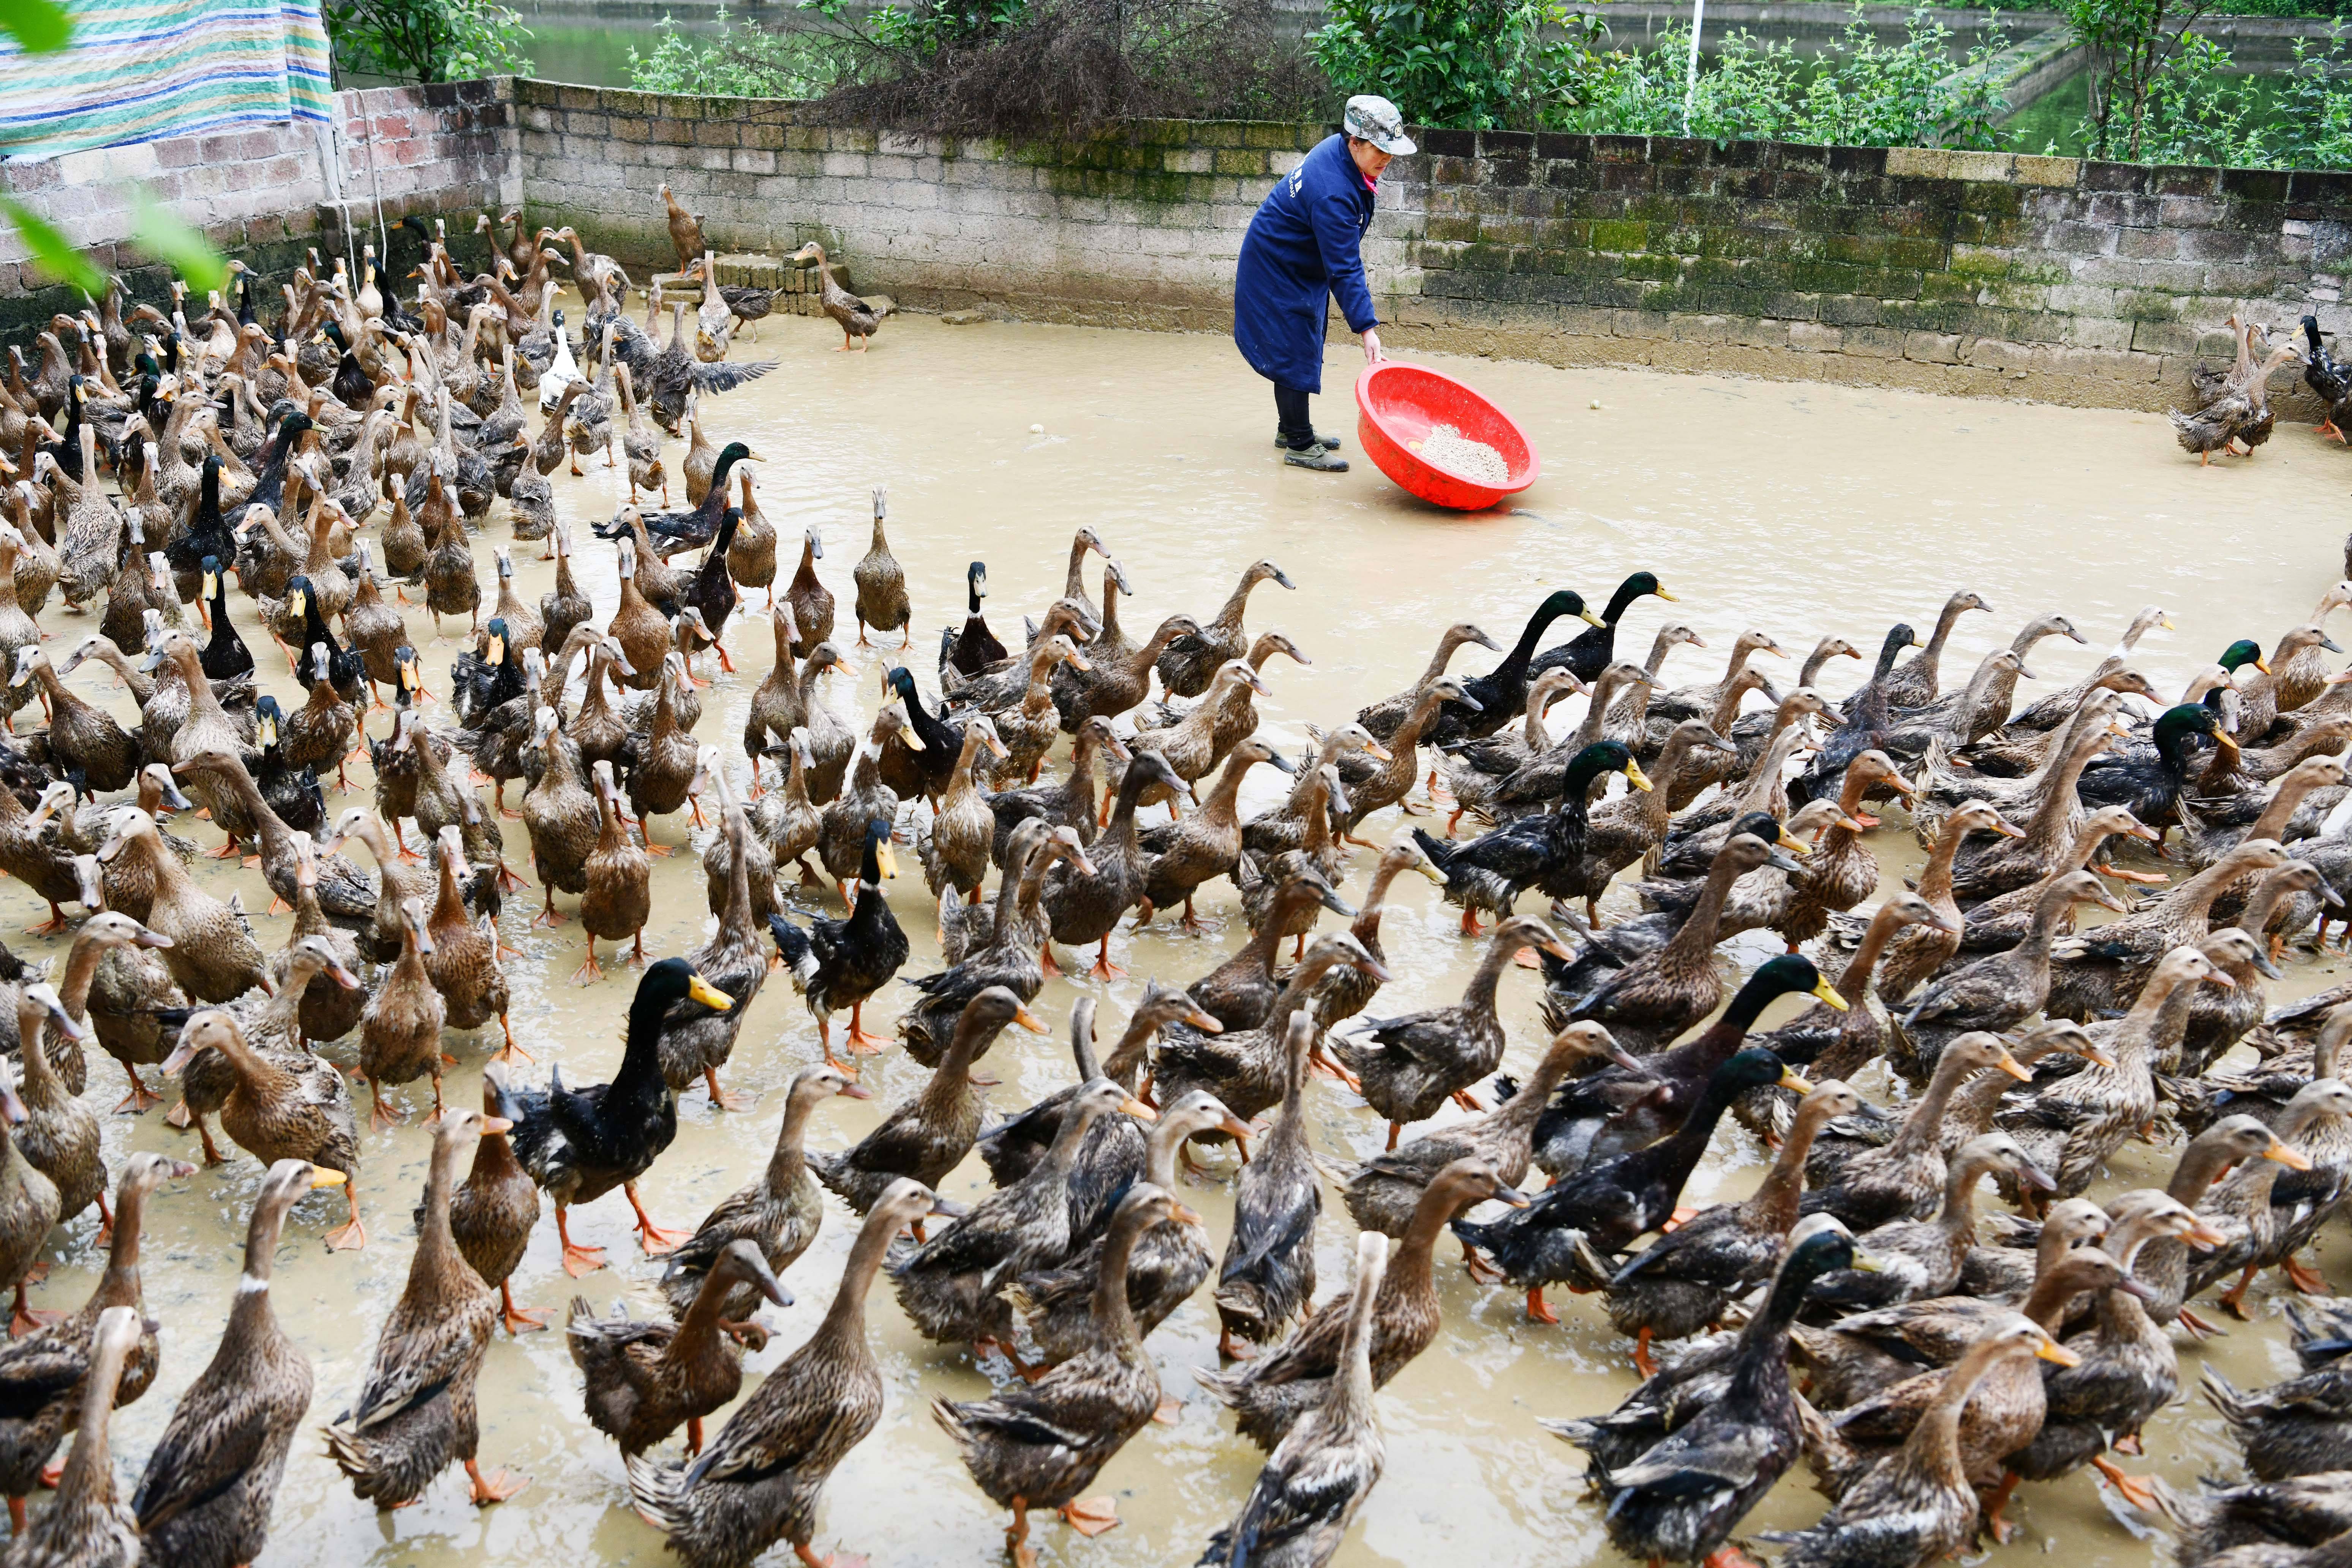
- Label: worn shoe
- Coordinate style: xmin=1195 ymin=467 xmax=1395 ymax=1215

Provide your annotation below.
xmin=1282 ymin=444 xmax=1349 ymax=472
xmin=1274 ymin=430 xmax=1343 ymax=452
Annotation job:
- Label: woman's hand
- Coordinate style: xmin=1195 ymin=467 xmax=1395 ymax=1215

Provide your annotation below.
xmin=1362 ymin=327 xmax=1385 ymax=365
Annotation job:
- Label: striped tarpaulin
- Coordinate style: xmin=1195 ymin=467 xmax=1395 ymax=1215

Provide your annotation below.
xmin=0 ymin=0 xmax=333 ymax=159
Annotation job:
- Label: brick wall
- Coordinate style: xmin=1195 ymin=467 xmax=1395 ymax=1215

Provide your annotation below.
xmin=14 ymin=73 xmax=2352 ymax=412
xmin=0 ymin=78 xmax=517 ymax=339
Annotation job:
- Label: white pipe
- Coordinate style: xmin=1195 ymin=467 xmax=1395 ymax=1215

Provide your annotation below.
xmin=1684 ymin=0 xmax=1706 ymax=134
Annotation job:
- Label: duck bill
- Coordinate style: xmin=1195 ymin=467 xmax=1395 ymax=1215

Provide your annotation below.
xmin=1997 ymin=1051 xmax=2034 ymax=1082
xmin=1012 ymin=1006 xmax=1052 ymax=1035
xmin=1353 ymin=957 xmax=1394 ymax=983
xmin=308 ymin=1165 xmax=347 ymax=1189
xmin=2206 ymin=969 xmax=2238 ymax=990
xmin=1065 ymin=652 xmax=1093 ymax=673
xmin=1776 ymin=829 xmax=1811 ymax=855
xmin=836 ymin=1082 xmax=876 ymax=1101
xmin=1413 ymin=860 xmax=1446 ymax=886
xmin=2036 ymin=1340 xmax=2083 ymax=1367
xmin=897 ymin=726 xmax=924 ymax=752
xmin=2186 ymin=1218 xmax=2230 ymax=1249
xmin=1989 ymin=817 xmax=2027 ymax=839
xmin=1623 ymin=761 xmax=1653 ymax=793
xmin=1216 ymin=1114 xmax=1253 ymax=1144
xmin=1318 ymin=886 xmax=1359 ymax=918
xmin=1362 ymin=739 xmax=1394 ymax=763
xmin=2080 ymin=1044 xmax=2118 ymax=1070
xmin=2115 ymin=1276 xmax=2158 ymax=1302
xmin=1494 ymin=1184 xmax=1533 ymax=1209
xmin=2267 ymin=1142 xmax=2316 ymax=1171
xmin=1766 ymin=848 xmax=1809 ymax=875
xmin=1848 ymin=1249 xmax=1886 ymax=1273
xmin=1777 ymin=1068 xmax=1815 ymax=1094
xmin=1118 ymin=1097 xmax=1157 ymax=1121
xmin=1811 ymin=981 xmax=1850 ymax=1012
xmin=873 ymin=843 xmax=899 ymax=880
xmin=2017 ymin=1162 xmax=2058 ymax=1192
xmin=1168 ymin=1201 xmax=1205 ymax=1226
xmin=1186 ymin=1010 xmax=1226 ymax=1035
xmin=685 ymin=974 xmax=735 ymax=1011
xmin=1577 ymin=608 xmax=1608 ymax=628
xmin=479 ymin=1115 xmax=514 ymax=1136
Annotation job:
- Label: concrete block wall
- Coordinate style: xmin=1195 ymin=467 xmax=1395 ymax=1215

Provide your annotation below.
xmin=13 ymin=72 xmax=2352 ymax=411
xmin=0 ymin=78 xmax=517 ymax=339
xmin=1380 ymin=131 xmax=2352 ymax=412
xmin=512 ymin=81 xmax=1324 ymax=329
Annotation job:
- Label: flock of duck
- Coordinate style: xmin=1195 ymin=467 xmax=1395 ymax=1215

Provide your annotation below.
xmin=0 ymin=202 xmax=2349 ymax=1568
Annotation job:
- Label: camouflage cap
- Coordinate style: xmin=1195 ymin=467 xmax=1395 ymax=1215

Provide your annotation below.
xmin=1342 ymin=95 xmax=1415 ymax=156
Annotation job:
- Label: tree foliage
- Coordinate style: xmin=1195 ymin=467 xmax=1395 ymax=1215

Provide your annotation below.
xmin=324 ymin=0 xmax=534 ymax=84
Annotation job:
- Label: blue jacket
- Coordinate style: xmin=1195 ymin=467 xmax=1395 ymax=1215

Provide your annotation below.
xmin=1233 ymin=134 xmax=1380 ymax=394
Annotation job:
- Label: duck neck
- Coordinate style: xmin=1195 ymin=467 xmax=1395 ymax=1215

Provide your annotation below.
xmin=92 ymin=1179 xmax=149 ymax=1316
xmin=1351 ymin=858 xmax=1408 ymax=946
xmin=11 ymin=999 xmax=61 ymax=1105
xmin=1838 ymin=905 xmax=1908 ymax=1001
xmin=1461 ymin=929 xmax=1523 ymax=1022
xmin=1932 ymin=1154 xmax=1990 ymax=1234
xmin=1661 ymin=849 xmax=1743 ymax=963
xmin=1101 ymin=1011 xmax=1164 ymax=1091
xmin=57 ymin=1323 xmax=134 ymax=1504
xmin=1090 ymin=1204 xmax=1153 ymax=1355
xmin=1743 ymin=1101 xmax=1835 ymax=1233
xmin=230 ymin=1197 xmax=294 ymax=1340
xmin=813 ymin=1206 xmax=897 ymax=1354
xmin=1891 ymin=1044 xmax=1978 ymax=1160
xmin=2020 ymin=1257 xmax=2092 ymax=1331
xmin=1198 ymin=749 xmax=1254 ymax=829
xmin=55 ymin=929 xmax=107 ymax=1020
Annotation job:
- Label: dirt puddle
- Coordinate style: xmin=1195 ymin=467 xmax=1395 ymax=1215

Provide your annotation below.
xmin=8 ymin=304 xmax=2350 ymax=1566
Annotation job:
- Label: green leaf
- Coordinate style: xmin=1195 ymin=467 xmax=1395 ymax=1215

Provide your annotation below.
xmin=0 ymin=0 xmax=72 ymax=54
xmin=0 ymin=198 xmax=103 ymax=296
xmin=128 ymin=190 xmax=228 ymax=295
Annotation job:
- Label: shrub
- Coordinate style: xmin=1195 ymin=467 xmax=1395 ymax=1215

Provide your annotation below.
xmin=801 ymin=0 xmax=1328 ymax=137
xmin=1555 ymin=8 xmax=2011 ymax=149
xmin=1307 ymin=0 xmax=1600 ymax=130
xmin=626 ymin=6 xmax=863 ymax=97
xmin=324 ymin=0 xmax=533 ymax=83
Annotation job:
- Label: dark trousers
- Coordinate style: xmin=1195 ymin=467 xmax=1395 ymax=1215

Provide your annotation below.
xmin=1274 ymin=384 xmax=1314 ymax=448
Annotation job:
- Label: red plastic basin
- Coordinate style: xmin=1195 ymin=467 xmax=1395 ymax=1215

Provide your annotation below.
xmin=1354 ymin=362 xmax=1540 ymax=511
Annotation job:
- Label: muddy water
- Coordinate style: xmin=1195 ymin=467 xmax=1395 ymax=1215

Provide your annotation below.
xmin=15 ymin=309 xmax=2352 ymax=1567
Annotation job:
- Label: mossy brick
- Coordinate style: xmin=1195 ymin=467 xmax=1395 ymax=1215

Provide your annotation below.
xmin=1430 ymin=156 xmax=1479 ymax=187
xmin=1534 ymin=219 xmax=1592 ymax=249
xmin=1960 ymin=182 xmax=2025 ymax=218
xmin=1212 ymin=150 xmax=1268 ymax=177
xmin=1243 ymin=123 xmax=1295 ymax=150
xmin=1425 ymin=216 xmax=1480 ymax=244
xmin=1487 ymin=156 xmax=1531 ymax=188
xmin=1590 ymin=219 xmax=1649 ymax=251
xmin=1456 ymin=242 xmax=1516 ymax=273
xmin=1789 ymin=260 xmax=1863 ymax=292
xmin=1421 ymin=129 xmax=1475 ymax=157
xmin=1536 ymin=133 xmax=1594 ymax=161
xmin=650 ymin=117 xmax=698 ymax=144
xmin=1478 ymin=214 xmax=1536 ymax=246
xmin=1821 ymin=292 xmax=1882 ymax=325
xmin=2290 ymin=171 xmax=2352 ymax=204
xmin=1481 ymin=131 xmax=1534 ymax=155
xmin=1594 ymin=136 xmax=1650 ymax=164
xmin=1621 ymin=252 xmax=1682 ymax=282
xmin=1766 ymin=168 xmax=1827 ymax=201
xmin=2116 ymin=289 xmax=2184 ymax=321
xmin=2147 ymin=164 xmax=2217 ymax=196
xmin=1920 ymin=270 xmax=1979 ymax=304
xmin=1528 ymin=248 xmax=1617 ymax=279
xmin=612 ymin=117 xmax=651 ymax=143
xmin=567 ymin=112 xmax=611 ymax=139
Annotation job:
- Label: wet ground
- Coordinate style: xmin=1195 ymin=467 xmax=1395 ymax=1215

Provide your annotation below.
xmin=11 ymin=307 xmax=2352 ymax=1566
